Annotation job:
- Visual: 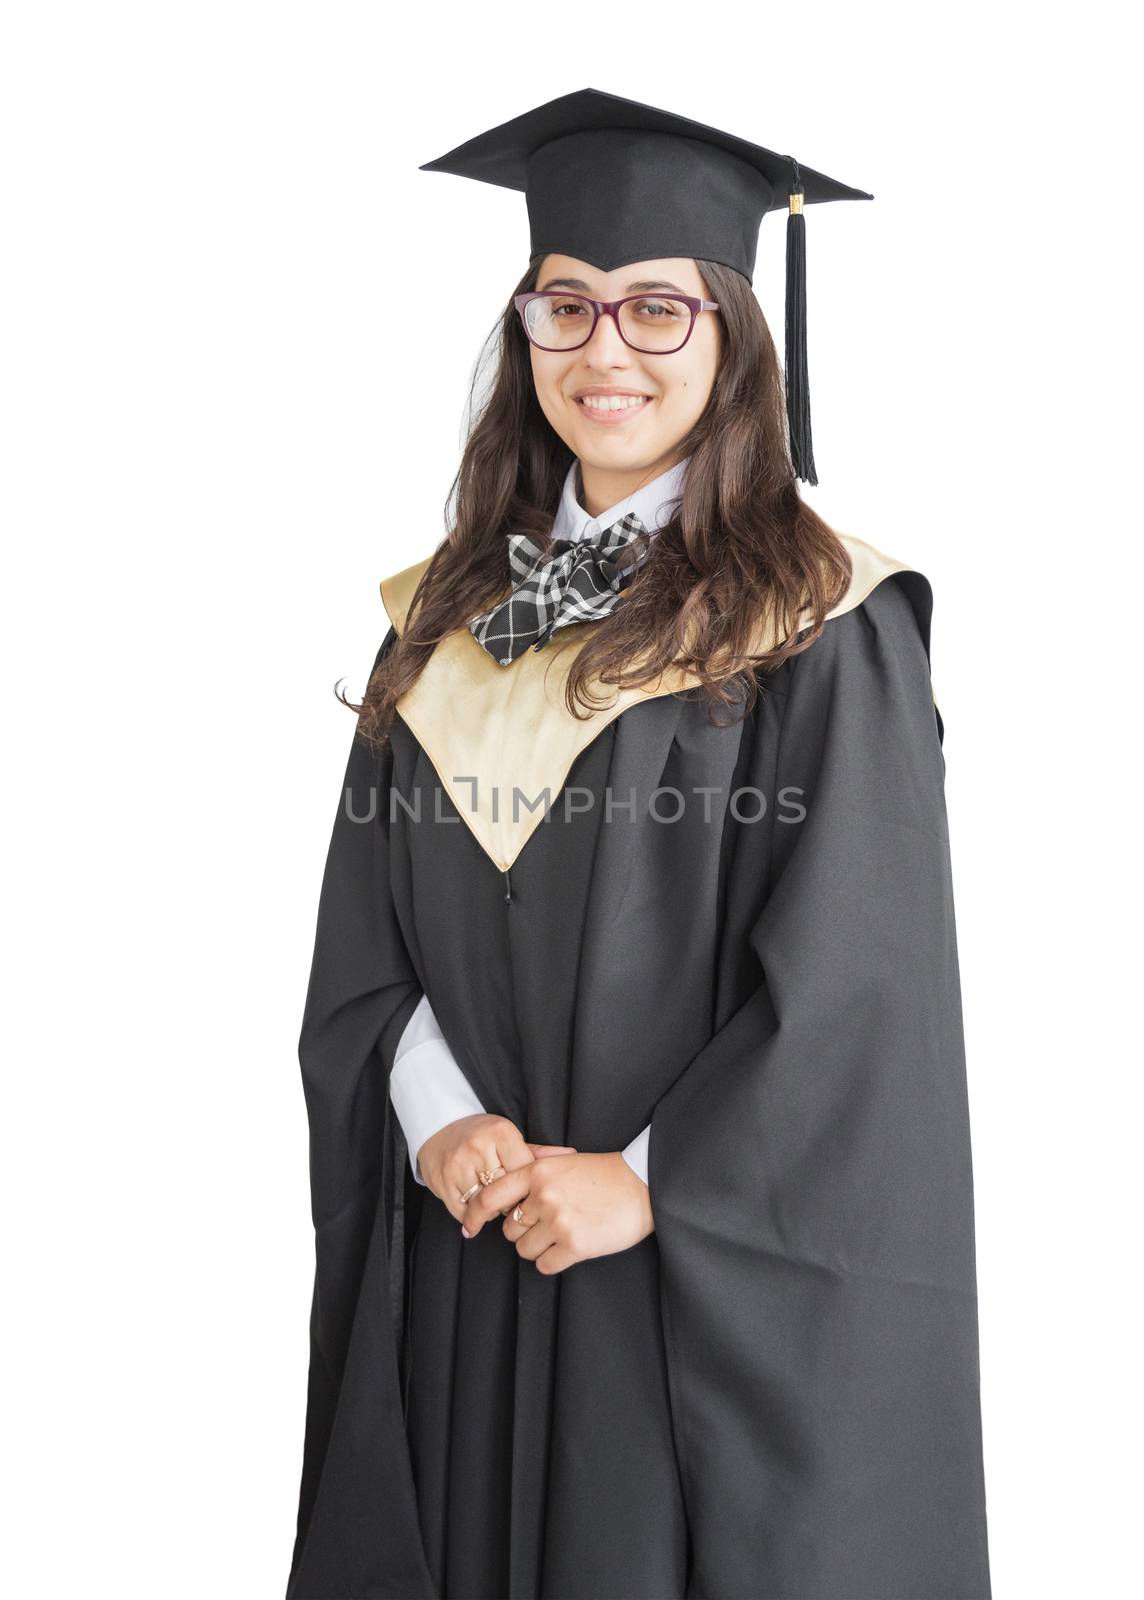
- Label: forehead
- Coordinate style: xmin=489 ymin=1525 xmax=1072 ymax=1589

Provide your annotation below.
xmin=535 ymin=255 xmax=706 ymax=296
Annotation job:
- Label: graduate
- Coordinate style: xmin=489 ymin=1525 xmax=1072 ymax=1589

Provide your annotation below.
xmin=286 ymin=87 xmax=992 ymax=1600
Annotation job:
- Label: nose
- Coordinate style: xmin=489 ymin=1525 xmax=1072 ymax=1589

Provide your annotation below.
xmin=582 ymin=306 xmax=631 ymax=363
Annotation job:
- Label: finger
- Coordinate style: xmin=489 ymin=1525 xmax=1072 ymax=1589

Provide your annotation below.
xmin=495 ymin=1146 xmax=576 ymax=1216
xmin=445 ymin=1158 xmax=503 ymax=1224
xmin=493 ymin=1147 xmax=571 ymax=1216
xmin=446 ymin=1125 xmax=533 ymax=1223
xmin=496 ymin=1145 xmax=569 ymax=1216
xmin=513 ymin=1216 xmax=557 ymax=1262
xmin=462 ymin=1167 xmax=534 ymax=1238
xmin=501 ymin=1198 xmax=540 ymax=1241
xmin=495 ymin=1131 xmax=539 ymax=1171
xmin=533 ymin=1243 xmax=577 ymax=1276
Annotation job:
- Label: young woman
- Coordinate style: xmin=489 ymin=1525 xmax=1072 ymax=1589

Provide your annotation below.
xmin=286 ymin=91 xmax=991 ymax=1600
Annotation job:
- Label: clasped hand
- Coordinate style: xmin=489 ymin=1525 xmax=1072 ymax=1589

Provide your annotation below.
xmin=417 ymin=1113 xmax=654 ymax=1276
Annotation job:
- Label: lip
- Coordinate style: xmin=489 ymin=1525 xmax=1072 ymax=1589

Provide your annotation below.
xmin=572 ymin=393 xmax=654 ymax=424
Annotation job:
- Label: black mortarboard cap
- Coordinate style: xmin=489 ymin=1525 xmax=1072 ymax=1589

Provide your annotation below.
xmin=420 ymin=87 xmax=873 ymax=485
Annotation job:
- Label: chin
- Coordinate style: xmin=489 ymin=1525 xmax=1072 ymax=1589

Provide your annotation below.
xmin=580 ymin=441 xmax=659 ymax=467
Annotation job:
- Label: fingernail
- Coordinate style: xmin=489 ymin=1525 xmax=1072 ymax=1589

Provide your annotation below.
xmin=461 ymin=1224 xmax=471 ymax=1238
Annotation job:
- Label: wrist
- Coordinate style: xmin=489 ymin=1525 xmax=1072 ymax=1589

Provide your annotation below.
xmin=614 ymin=1150 xmax=654 ymax=1232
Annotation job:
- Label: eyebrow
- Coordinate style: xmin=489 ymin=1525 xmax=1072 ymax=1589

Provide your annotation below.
xmin=538 ymin=276 xmax=689 ymax=294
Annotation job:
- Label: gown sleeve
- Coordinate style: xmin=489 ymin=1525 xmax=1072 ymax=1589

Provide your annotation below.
xmin=286 ymin=627 xmax=436 ymax=1600
xmin=647 ymin=573 xmax=992 ymax=1599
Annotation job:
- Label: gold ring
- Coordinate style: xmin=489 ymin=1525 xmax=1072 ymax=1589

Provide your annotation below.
xmin=459 ymin=1182 xmax=481 ymax=1203
xmin=511 ymin=1205 xmax=529 ymax=1226
xmin=478 ymin=1166 xmax=505 ymax=1186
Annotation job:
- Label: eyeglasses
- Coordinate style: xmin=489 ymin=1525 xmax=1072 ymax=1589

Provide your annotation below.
xmin=514 ymin=291 xmax=720 ymax=355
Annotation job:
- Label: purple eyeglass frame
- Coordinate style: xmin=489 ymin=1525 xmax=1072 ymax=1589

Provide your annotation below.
xmin=513 ymin=291 xmax=721 ymax=354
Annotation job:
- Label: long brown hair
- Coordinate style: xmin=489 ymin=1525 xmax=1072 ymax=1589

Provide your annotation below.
xmin=344 ymin=256 xmax=852 ymax=753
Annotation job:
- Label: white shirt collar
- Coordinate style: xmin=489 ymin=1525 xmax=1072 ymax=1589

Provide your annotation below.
xmin=550 ymin=455 xmax=690 ymax=543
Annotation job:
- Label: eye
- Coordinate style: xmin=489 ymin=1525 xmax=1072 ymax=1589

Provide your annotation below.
xmin=630 ymin=298 xmax=687 ymax=320
xmin=551 ymin=299 xmax=590 ymax=318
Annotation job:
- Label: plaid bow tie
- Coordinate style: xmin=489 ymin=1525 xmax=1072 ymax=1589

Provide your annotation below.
xmin=468 ymin=512 xmax=651 ymax=666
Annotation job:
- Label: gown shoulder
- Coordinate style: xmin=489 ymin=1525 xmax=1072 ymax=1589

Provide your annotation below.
xmin=823 ymin=528 xmax=935 ymax=658
xmin=380 ymin=551 xmax=438 ymax=635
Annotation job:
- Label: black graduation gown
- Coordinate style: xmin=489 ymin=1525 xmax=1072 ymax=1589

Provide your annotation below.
xmin=285 ymin=536 xmax=992 ymax=1600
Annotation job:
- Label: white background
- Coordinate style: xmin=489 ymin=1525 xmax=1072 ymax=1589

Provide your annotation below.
xmin=1 ymin=4 xmax=1140 ymax=1597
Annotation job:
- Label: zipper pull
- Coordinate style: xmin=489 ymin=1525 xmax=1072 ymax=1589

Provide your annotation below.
xmin=503 ymin=867 xmax=512 ymax=903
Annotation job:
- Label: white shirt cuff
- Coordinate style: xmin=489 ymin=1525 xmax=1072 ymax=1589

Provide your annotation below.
xmin=390 ymin=996 xmax=486 ymax=1184
xmin=620 ymin=1123 xmax=650 ymax=1186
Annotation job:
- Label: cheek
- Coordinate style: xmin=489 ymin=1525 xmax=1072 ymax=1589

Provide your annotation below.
xmin=533 ymin=359 xmax=571 ymax=416
xmin=530 ymin=362 xmax=580 ymax=448
xmin=684 ymin=347 xmax=719 ymax=415
xmin=529 ymin=361 xmax=557 ymax=413
xmin=660 ymin=364 xmax=713 ymax=423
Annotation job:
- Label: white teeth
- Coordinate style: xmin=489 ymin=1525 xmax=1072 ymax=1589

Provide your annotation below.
xmin=578 ymin=394 xmax=649 ymax=411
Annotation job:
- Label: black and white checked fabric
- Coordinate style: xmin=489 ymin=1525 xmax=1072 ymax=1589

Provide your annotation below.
xmin=468 ymin=512 xmax=651 ymax=666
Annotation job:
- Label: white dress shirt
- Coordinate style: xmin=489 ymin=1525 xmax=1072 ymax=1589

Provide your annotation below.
xmin=389 ymin=454 xmax=691 ymax=1188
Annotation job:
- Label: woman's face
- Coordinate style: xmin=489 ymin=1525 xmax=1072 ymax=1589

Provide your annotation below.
xmin=526 ymin=255 xmax=721 ymax=481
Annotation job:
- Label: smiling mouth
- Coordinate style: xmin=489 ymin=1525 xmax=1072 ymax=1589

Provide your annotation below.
xmin=574 ymin=395 xmax=653 ymax=421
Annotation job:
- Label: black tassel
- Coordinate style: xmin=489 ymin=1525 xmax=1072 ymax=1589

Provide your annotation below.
xmin=784 ymin=159 xmax=818 ymax=486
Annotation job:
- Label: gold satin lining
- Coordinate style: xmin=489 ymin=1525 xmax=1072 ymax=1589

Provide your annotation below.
xmin=379 ymin=532 xmax=929 ymax=873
